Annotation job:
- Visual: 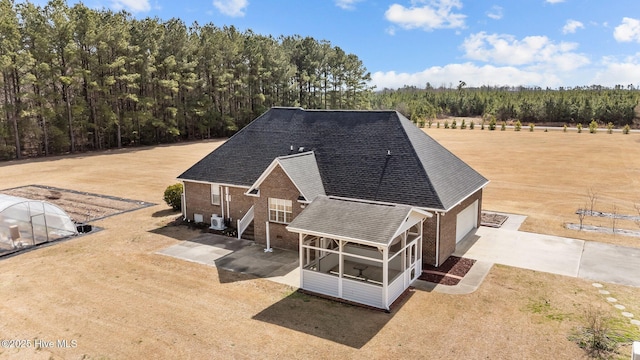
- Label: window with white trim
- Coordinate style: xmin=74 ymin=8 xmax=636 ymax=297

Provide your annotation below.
xmin=211 ymin=184 xmax=221 ymax=205
xmin=269 ymin=198 xmax=292 ymax=223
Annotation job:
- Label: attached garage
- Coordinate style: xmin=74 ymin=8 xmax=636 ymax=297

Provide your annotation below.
xmin=455 ymin=200 xmax=478 ymax=243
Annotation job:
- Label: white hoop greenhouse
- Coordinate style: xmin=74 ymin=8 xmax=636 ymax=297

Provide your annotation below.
xmin=0 ymin=194 xmax=77 ymax=252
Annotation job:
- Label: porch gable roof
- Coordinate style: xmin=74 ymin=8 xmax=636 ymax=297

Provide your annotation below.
xmin=287 ymin=196 xmax=431 ymax=247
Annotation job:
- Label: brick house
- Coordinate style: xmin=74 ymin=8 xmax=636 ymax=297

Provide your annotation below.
xmin=178 ymin=107 xmax=488 ymax=309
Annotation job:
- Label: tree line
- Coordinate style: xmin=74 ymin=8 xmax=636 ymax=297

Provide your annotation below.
xmin=0 ymin=0 xmax=372 ymax=160
xmin=2 ymin=0 xmax=638 ymax=161
xmin=371 ymin=84 xmax=640 ymax=126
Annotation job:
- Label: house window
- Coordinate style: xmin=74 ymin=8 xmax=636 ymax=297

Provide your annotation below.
xmin=211 ymin=184 xmax=221 ymax=205
xmin=269 ymin=198 xmax=292 ymax=223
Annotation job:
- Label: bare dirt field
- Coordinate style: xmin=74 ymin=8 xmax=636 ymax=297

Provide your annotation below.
xmin=0 ymin=133 xmax=638 ymax=359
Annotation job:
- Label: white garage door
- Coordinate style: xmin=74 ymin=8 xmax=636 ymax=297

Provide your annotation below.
xmin=456 ymin=200 xmax=478 ymax=243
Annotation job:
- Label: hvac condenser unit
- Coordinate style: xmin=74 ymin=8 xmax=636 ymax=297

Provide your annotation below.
xmin=210 ymin=214 xmax=226 ymax=230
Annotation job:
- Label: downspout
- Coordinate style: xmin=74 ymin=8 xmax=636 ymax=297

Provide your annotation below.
xmin=219 ymin=185 xmax=225 ymax=220
xmin=181 ymin=181 xmax=187 ymax=220
xmin=435 ymin=212 xmax=441 ymax=267
xmin=225 ymin=186 xmax=230 ymax=222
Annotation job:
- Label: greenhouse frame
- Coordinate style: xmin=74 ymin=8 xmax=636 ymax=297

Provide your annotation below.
xmin=0 ymin=194 xmax=78 ymax=253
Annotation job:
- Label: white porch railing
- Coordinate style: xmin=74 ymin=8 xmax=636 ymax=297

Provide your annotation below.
xmin=236 ymin=205 xmax=255 ymax=239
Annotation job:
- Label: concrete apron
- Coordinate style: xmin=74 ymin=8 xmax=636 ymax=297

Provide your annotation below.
xmin=455 ymin=220 xmax=640 ymax=288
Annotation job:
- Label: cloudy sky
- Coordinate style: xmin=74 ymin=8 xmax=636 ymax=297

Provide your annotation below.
xmin=27 ymin=0 xmax=640 ymax=89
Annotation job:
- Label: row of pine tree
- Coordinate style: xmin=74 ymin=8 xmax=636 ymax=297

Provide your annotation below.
xmin=0 ymin=0 xmax=372 ymax=159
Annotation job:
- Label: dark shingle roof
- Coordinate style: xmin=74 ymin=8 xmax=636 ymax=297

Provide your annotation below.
xmin=178 ymin=107 xmax=488 ymax=211
xmin=287 ymin=196 xmax=417 ymax=245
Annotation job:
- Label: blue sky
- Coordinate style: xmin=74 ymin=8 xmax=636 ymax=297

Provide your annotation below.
xmin=27 ymin=0 xmax=640 ymax=89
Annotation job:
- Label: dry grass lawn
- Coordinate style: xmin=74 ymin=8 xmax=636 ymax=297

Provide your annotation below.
xmin=426 ymin=126 xmax=640 ymax=249
xmin=0 ymin=131 xmax=638 ymax=359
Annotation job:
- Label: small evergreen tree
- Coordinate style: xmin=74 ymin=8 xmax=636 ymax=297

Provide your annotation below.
xmin=451 ymin=119 xmax=457 ymax=129
xmin=461 ymin=119 xmax=466 ymax=129
xmin=606 ymin=122 xmax=614 ymax=134
xmin=577 ymin=123 xmax=583 ymax=133
xmin=437 ymin=121 xmax=440 ymax=128
xmin=515 ymin=120 xmax=522 ymax=131
xmin=470 ymin=121 xmax=475 ymax=129
xmin=529 ymin=123 xmax=535 ymax=132
xmin=501 ymin=122 xmax=506 ymax=131
xmin=488 ymin=116 xmax=497 ymax=130
xmin=623 ymin=124 xmax=630 ymax=134
xmin=563 ymin=124 xmax=568 ymax=132
xmin=444 ymin=120 xmax=449 ymax=129
xmin=589 ymin=120 xmax=598 ymax=134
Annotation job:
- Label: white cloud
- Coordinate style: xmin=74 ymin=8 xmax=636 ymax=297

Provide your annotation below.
xmin=545 ymin=0 xmax=565 ymax=3
xmin=486 ymin=5 xmax=503 ymax=20
xmin=562 ymin=19 xmax=584 ymax=34
xmin=110 ymin=0 xmax=151 ymax=12
xmin=590 ymin=54 xmax=640 ymax=86
xmin=213 ymin=0 xmax=248 ymax=17
xmin=335 ymin=0 xmax=362 ymax=10
xmin=462 ymin=32 xmax=589 ymax=71
xmin=371 ymin=63 xmax=560 ymax=89
xmin=384 ymin=0 xmax=466 ymax=31
xmin=614 ymin=17 xmax=640 ymax=42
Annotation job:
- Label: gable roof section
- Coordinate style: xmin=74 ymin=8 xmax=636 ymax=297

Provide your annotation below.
xmin=247 ymin=151 xmax=325 ymax=202
xmin=178 ymin=107 xmax=488 ymax=211
xmin=286 ymin=196 xmax=430 ymax=246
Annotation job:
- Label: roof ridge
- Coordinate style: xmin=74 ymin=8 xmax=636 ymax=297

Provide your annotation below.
xmin=395 ymin=113 xmax=445 ymax=209
xmin=277 ymin=150 xmax=314 ymax=160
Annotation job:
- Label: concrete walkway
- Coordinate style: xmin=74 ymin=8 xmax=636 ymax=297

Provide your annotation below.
xmin=454 ymin=215 xmax=640 ymax=288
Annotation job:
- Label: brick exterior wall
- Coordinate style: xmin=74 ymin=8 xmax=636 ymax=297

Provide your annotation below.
xmin=422 ymin=215 xmax=438 ymax=266
xmin=226 ymin=186 xmax=254 ymax=223
xmin=421 ymin=188 xmax=483 ymax=267
xmin=184 ymin=178 xmax=484 ymax=263
xmin=183 ymin=181 xmax=253 ymax=225
xmin=183 ymin=181 xmax=222 ymax=222
xmin=253 ymin=165 xmax=303 ymax=251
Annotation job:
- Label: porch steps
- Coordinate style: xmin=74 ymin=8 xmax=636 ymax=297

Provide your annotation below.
xmin=241 ymin=221 xmax=255 ymax=241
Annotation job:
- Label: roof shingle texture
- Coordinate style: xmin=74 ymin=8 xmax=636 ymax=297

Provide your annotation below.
xmin=287 ymin=196 xmax=413 ymax=245
xmin=277 ymin=152 xmax=325 ymax=201
xmin=178 ymin=108 xmax=488 ymax=211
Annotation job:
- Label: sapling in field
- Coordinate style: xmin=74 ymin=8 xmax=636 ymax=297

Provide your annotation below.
xmin=514 ymin=120 xmax=522 ymax=131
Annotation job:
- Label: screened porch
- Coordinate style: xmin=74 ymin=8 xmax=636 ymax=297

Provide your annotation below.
xmin=287 ymin=196 xmax=431 ymax=310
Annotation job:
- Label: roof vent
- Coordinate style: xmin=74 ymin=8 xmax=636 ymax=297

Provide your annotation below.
xmin=387 ymin=150 xmax=391 ymax=156
xmin=298 ymin=146 xmax=305 ymax=152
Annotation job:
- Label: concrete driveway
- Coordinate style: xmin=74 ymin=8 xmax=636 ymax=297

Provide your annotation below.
xmin=454 ymin=216 xmax=640 ymax=288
